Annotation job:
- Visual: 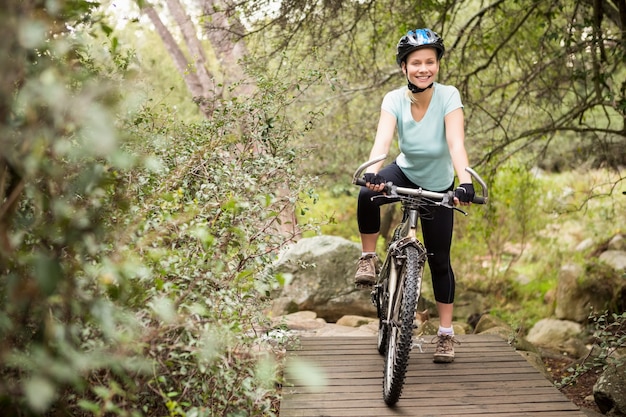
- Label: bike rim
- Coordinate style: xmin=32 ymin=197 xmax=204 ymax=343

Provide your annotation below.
xmin=384 ymin=325 xmax=398 ymax=393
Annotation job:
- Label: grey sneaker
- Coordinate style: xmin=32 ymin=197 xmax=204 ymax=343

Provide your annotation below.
xmin=354 ymin=254 xmax=378 ymax=287
xmin=432 ymin=334 xmax=459 ymax=363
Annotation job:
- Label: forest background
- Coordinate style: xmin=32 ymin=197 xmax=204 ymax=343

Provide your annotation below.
xmin=0 ymin=0 xmax=624 ymax=416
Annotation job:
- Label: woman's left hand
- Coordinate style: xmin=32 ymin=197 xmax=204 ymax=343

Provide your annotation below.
xmin=454 ymin=183 xmax=474 ymax=206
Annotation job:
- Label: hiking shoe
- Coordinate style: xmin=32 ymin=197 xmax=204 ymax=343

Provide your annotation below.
xmin=354 ymin=254 xmax=379 ymax=287
xmin=432 ymin=334 xmax=459 ymax=363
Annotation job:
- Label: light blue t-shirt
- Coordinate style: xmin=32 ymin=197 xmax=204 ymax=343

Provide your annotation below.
xmin=381 ymin=83 xmax=463 ymax=191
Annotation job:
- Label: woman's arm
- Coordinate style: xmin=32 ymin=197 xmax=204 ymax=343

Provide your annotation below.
xmin=444 ymin=107 xmax=472 ymax=184
xmin=367 ymin=109 xmax=396 ymax=173
xmin=364 ymin=109 xmax=396 ymax=192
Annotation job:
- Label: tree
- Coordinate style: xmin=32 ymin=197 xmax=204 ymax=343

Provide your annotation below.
xmin=218 ymin=0 xmax=626 ymax=175
xmin=140 ymin=0 xmax=218 ymax=116
xmin=138 ymin=0 xmax=253 ymax=116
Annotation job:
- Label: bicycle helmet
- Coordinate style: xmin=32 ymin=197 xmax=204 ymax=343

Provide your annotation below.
xmin=396 ymin=28 xmax=445 ymax=66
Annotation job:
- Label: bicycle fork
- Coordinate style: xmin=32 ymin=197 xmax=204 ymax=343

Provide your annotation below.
xmin=383 ymin=209 xmax=428 ymax=353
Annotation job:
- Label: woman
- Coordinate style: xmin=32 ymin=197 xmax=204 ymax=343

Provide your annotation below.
xmin=354 ymin=28 xmax=475 ymax=363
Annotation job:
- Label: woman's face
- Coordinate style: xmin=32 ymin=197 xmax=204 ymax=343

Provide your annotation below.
xmin=403 ymin=48 xmax=439 ymax=89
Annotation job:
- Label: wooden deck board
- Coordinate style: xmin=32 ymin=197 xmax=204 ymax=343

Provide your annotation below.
xmin=281 ymin=335 xmax=586 ymax=417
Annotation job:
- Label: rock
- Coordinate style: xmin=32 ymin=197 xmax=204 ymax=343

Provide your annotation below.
xmin=473 ymin=319 xmax=539 ymax=354
xmin=555 ymin=263 xmax=619 ymax=322
xmin=335 ymin=315 xmax=376 ymax=328
xmin=312 ymin=323 xmax=377 ymax=337
xmin=269 ymin=236 xmax=376 ymax=322
xmin=511 ymin=335 xmax=540 ymax=354
xmin=274 ymin=311 xmax=327 ymax=331
xmin=526 ymin=318 xmax=583 ymax=353
xmin=414 ymin=319 xmax=467 ymax=336
xmin=477 ymin=325 xmax=511 ymax=339
xmin=599 ymin=250 xmax=626 ymax=271
xmin=576 ymin=238 xmax=595 ymax=252
xmin=555 ymin=264 xmax=590 ymax=322
xmin=593 ymin=361 xmax=626 ymax=416
xmin=560 ymin=337 xmax=591 ymax=358
xmin=359 ymin=321 xmax=379 ymax=335
xmin=473 ymin=314 xmax=510 ymax=334
xmin=607 ymin=234 xmax=625 ymax=251
xmin=580 ymin=407 xmax=609 ymax=417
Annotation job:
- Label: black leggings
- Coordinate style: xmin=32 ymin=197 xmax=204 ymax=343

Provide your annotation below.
xmin=357 ymin=162 xmax=456 ymax=304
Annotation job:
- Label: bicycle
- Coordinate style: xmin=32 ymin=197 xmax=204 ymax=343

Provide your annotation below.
xmin=352 ymin=154 xmax=489 ymax=406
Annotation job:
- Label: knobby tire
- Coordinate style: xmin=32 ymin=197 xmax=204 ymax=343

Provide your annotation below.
xmin=382 ymin=245 xmax=422 ymax=406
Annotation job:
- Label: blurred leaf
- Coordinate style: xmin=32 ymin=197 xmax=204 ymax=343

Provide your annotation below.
xmin=24 ymin=376 xmax=56 ymax=413
xmin=149 ymin=296 xmax=177 ymax=324
xmin=33 ymin=254 xmax=62 ymax=296
xmin=286 ymin=358 xmax=328 ymax=392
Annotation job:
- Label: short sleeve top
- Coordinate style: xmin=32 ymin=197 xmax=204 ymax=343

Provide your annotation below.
xmin=381 ymin=83 xmax=463 ymax=191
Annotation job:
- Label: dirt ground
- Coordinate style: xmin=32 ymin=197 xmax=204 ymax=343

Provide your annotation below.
xmin=543 ymin=356 xmax=603 ymax=414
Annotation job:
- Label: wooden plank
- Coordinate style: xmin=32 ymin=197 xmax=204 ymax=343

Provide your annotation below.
xmin=281 ymin=335 xmax=586 ymax=417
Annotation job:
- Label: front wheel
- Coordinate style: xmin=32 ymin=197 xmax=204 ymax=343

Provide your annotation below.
xmin=382 ymin=245 xmax=423 ymax=406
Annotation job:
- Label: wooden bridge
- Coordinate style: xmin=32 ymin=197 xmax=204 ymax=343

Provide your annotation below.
xmin=281 ymin=334 xmax=587 ymax=417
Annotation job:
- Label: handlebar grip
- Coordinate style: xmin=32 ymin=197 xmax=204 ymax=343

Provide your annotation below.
xmin=355 ymin=178 xmax=367 ymax=187
xmin=472 ymin=195 xmax=487 ymax=204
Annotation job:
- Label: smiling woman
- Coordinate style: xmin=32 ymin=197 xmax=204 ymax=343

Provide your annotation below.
xmin=354 ymin=28 xmax=474 ymax=364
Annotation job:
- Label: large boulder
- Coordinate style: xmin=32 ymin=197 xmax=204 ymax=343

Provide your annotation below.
xmin=269 ymin=235 xmax=376 ymax=322
xmin=593 ymin=361 xmax=626 ymax=416
xmin=555 ymin=261 xmax=625 ymax=322
xmin=599 ymin=250 xmax=626 ymax=271
xmin=526 ymin=318 xmax=587 ymax=357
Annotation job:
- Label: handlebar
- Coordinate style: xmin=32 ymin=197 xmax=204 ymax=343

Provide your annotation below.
xmin=352 ymin=154 xmax=489 ymax=205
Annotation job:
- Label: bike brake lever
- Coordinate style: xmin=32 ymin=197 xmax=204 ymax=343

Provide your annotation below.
xmin=452 ymin=206 xmax=468 ymax=216
xmin=439 ymin=193 xmax=467 ymax=216
xmin=368 ymin=182 xmax=397 ymax=202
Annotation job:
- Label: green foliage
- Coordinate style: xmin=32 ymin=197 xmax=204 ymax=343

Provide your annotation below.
xmin=243 ymin=0 xmax=626 ymax=180
xmin=558 ymin=311 xmax=626 ymax=388
xmin=455 ymin=158 xmax=545 ymax=283
xmin=107 ymin=65 xmax=317 ymax=414
xmin=1 ymin=2 xmax=317 ymax=416
xmin=0 ymin=1 xmax=144 ymax=415
xmin=298 ymin=187 xmax=358 ymax=240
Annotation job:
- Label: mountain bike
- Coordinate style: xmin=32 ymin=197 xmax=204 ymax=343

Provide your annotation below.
xmin=352 ymin=154 xmax=489 ymax=406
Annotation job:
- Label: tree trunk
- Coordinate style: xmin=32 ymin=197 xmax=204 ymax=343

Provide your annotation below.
xmin=141 ymin=2 xmax=215 ymax=117
xmin=165 ymin=0 xmax=219 ymax=104
xmin=202 ymin=0 xmax=254 ymax=96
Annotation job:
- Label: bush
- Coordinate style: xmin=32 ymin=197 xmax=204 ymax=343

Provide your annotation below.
xmin=0 ymin=2 xmax=315 ymax=415
xmin=558 ymin=311 xmax=626 ymax=388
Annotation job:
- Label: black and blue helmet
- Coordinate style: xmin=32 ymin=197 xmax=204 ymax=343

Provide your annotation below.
xmin=396 ymin=28 xmax=445 ymax=66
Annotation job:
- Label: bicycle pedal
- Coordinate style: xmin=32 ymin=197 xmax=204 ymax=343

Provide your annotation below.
xmin=354 ymin=282 xmax=374 ymax=290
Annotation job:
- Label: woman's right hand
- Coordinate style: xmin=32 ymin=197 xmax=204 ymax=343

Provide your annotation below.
xmin=364 ymin=173 xmax=386 ymax=192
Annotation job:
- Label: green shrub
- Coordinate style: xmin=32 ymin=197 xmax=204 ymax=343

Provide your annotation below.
xmin=558 ymin=311 xmax=626 ymax=388
xmin=0 ymin=2 xmax=315 ymax=416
